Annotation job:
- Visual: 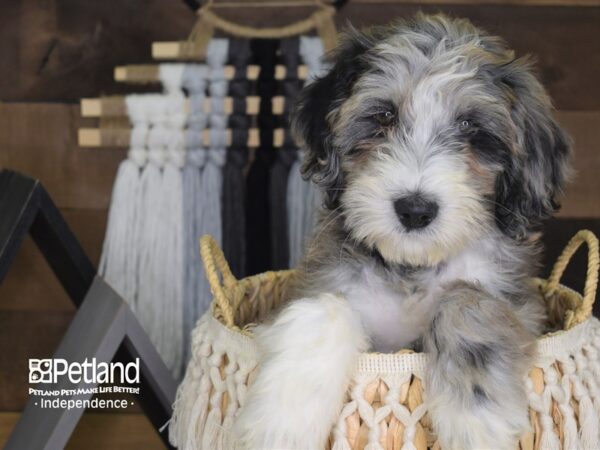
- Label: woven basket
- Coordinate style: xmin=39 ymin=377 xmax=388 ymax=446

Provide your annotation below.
xmin=169 ymin=230 xmax=600 ymax=450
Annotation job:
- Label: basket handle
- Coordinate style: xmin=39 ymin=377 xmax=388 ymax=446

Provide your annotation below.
xmin=546 ymin=229 xmax=599 ymax=328
xmin=200 ymin=235 xmax=237 ymax=327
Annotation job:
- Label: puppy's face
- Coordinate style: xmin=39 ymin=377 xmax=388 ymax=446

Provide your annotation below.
xmin=293 ymin=14 xmax=571 ymax=266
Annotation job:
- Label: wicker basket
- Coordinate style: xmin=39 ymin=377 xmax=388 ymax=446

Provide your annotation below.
xmin=169 ymin=230 xmax=600 ymax=450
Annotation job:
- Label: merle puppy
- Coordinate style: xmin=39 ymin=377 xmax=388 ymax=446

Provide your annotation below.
xmin=234 ymin=13 xmax=571 ymax=450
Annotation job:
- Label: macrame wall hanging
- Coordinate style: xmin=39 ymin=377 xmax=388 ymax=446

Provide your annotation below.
xmin=79 ymin=0 xmax=338 ymax=380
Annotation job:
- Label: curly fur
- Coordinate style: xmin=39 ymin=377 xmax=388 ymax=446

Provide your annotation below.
xmin=233 ymin=13 xmax=572 ymax=450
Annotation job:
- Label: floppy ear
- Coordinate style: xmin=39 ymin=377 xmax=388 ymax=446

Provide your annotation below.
xmin=291 ymin=31 xmax=375 ymax=209
xmin=494 ymin=57 xmax=572 ymax=240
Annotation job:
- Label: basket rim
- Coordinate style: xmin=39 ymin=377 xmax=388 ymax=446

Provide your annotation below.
xmin=205 ymin=280 xmax=598 ymax=376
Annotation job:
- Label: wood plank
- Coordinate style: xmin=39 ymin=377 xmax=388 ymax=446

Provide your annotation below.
xmin=0 ymin=0 xmax=195 ymax=102
xmin=0 ymin=3 xmax=598 ymax=109
xmin=556 ymin=111 xmax=600 ymax=218
xmin=0 ymin=209 xmax=106 ymax=312
xmin=0 ymin=310 xmax=74 ymax=411
xmin=0 ymin=412 xmax=163 ymax=449
xmin=197 ymin=4 xmax=600 ymax=110
xmin=349 ymin=0 xmax=600 ymax=5
xmin=0 ymin=103 xmax=125 ymax=210
xmin=66 ymin=412 xmax=164 ymax=450
xmin=335 ymin=4 xmax=600 ymax=111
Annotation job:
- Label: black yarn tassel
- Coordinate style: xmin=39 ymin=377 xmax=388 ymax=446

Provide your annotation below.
xmin=222 ymin=39 xmax=251 ymax=278
xmin=223 ymin=129 xmax=249 ymax=278
xmin=269 ymin=38 xmax=302 ymax=270
xmin=245 ymin=39 xmax=279 ymax=275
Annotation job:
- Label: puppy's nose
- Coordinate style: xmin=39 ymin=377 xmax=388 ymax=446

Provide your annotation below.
xmin=394 ymin=195 xmax=438 ymax=230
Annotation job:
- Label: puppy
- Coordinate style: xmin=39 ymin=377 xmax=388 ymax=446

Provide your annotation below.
xmin=234 ymin=13 xmax=571 ymax=450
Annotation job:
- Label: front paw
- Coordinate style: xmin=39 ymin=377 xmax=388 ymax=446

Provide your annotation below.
xmin=424 ymin=283 xmax=535 ymax=449
xmin=232 ymin=400 xmax=323 ymax=450
xmin=428 ymin=393 xmax=529 ymax=450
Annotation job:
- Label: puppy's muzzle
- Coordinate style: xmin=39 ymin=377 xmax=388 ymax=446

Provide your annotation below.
xmin=394 ymin=194 xmax=439 ymax=231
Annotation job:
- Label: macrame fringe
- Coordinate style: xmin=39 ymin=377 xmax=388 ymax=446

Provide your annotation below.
xmin=364 ymin=443 xmax=384 ymax=450
xmin=331 ymin=440 xmax=352 ymax=450
xmin=539 ymin=418 xmax=561 ymax=450
xmin=578 ymin=395 xmax=599 ymax=449
xmin=99 ymin=157 xmax=141 ymax=303
xmin=202 ymin=408 xmax=223 ymax=450
xmin=169 ymin=320 xmax=211 ymax=449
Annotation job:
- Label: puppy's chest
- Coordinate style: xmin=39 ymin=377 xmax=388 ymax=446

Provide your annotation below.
xmin=341 ymin=252 xmax=500 ymax=353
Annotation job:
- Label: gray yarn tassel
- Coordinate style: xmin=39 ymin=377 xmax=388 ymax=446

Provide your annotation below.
xmin=182 ymin=149 xmax=205 ymax=364
xmin=182 ymin=64 xmax=208 ymax=364
xmin=194 ymin=39 xmax=229 ymax=330
xmin=197 ymin=144 xmax=225 ymax=317
xmin=287 ymin=37 xmax=326 ymax=267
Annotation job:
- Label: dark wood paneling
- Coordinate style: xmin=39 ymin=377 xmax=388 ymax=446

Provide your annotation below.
xmin=0 ymin=308 xmax=144 ymax=413
xmin=0 ymin=103 xmax=125 ymax=210
xmin=0 ymin=310 xmax=74 ymax=411
xmin=0 ymin=0 xmax=195 ymax=102
xmin=556 ymin=111 xmax=600 ymax=218
xmin=2 ymin=3 xmax=598 ymax=109
xmin=349 ymin=0 xmax=600 ymax=4
xmin=0 ymin=0 xmax=600 ymax=110
xmin=0 ymin=209 xmax=106 ymax=312
xmin=335 ymin=4 xmax=600 ymax=110
xmin=0 ymin=412 xmax=163 ymax=449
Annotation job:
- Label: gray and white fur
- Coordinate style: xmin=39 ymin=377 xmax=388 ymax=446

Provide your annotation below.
xmin=234 ymin=13 xmax=572 ymax=450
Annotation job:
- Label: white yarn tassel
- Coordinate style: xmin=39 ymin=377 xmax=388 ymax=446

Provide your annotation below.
xmin=99 ymin=157 xmax=142 ymax=302
xmin=136 ymin=150 xmax=166 ymax=355
xmin=135 ymin=95 xmax=187 ymax=377
xmin=99 ymin=95 xmax=149 ymax=305
xmin=159 ymin=63 xmax=186 ymax=94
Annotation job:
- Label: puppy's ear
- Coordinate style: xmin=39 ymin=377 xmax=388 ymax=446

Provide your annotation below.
xmin=494 ymin=57 xmax=572 ymax=240
xmin=291 ymin=31 xmax=374 ymax=209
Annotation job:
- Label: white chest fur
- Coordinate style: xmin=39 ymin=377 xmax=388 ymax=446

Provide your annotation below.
xmin=336 ymin=239 xmax=506 ymax=353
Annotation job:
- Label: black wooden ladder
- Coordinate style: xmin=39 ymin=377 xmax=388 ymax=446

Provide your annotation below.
xmin=0 ymin=170 xmax=177 ymax=449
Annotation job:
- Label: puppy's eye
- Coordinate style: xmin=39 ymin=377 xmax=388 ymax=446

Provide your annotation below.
xmin=373 ymin=110 xmax=395 ymax=126
xmin=458 ymin=119 xmax=474 ymax=132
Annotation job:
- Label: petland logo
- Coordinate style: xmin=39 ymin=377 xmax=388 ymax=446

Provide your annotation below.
xmin=29 ymin=358 xmax=140 ymax=384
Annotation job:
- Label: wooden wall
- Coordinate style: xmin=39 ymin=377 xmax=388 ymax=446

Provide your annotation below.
xmin=0 ymin=1 xmax=598 ymax=448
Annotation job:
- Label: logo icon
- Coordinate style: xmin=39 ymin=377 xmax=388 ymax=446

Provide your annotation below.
xmin=29 ymin=359 xmax=53 ymax=383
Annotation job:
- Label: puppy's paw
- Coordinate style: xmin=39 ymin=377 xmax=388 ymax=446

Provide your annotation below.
xmin=424 ymin=282 xmax=536 ymax=450
xmin=232 ymin=389 xmax=328 ymax=450
xmin=428 ymin=392 xmax=529 ymax=450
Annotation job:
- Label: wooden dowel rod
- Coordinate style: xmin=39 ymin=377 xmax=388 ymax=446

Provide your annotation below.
xmin=80 ymin=96 xmax=288 ymax=117
xmin=121 ymin=59 xmax=309 ymax=81
xmin=78 ymin=128 xmax=286 ymax=148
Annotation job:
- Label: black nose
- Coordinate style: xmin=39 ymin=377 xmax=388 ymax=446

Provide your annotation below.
xmin=394 ymin=195 xmax=439 ymax=230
